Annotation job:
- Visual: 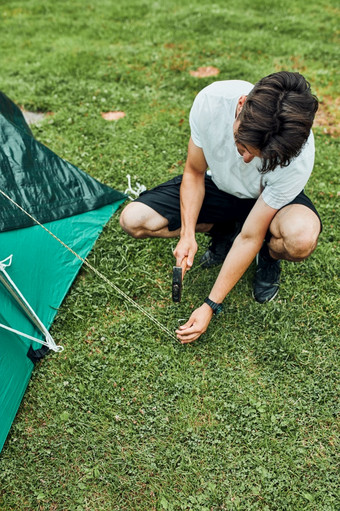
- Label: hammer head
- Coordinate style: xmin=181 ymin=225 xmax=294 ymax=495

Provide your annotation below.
xmin=172 ymin=266 xmax=183 ymax=302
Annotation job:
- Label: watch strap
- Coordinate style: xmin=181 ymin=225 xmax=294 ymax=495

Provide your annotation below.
xmin=204 ymin=297 xmax=223 ymax=315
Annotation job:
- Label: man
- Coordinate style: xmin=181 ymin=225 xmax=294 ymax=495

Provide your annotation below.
xmin=120 ymin=71 xmax=321 ymax=344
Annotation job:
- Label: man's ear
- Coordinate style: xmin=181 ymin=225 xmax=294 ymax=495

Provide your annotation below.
xmin=236 ymin=95 xmax=247 ymax=117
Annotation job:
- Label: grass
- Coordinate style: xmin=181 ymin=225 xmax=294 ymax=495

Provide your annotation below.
xmin=0 ymin=0 xmax=339 ymax=509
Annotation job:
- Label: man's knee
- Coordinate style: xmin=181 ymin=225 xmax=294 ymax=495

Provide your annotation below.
xmin=120 ymin=201 xmax=170 ymax=238
xmin=270 ymin=204 xmax=321 ymax=261
xmin=283 ymin=219 xmax=320 ymax=261
xmin=119 ymin=203 xmax=146 ymax=238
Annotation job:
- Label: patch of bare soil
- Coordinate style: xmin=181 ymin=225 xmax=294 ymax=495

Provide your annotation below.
xmin=314 ymin=96 xmax=339 ymax=137
xmin=21 ymin=110 xmax=53 ymax=125
xmin=189 ymin=66 xmax=220 ymax=78
xmin=101 ymin=111 xmax=126 ymax=121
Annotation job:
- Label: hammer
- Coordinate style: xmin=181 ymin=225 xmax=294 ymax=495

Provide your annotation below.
xmin=172 ymin=257 xmax=188 ymax=302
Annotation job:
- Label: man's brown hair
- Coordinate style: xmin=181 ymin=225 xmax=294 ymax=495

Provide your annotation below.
xmin=235 ymin=71 xmax=318 ymax=173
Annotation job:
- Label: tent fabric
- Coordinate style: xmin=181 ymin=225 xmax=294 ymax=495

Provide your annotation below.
xmin=0 ymin=92 xmax=127 ymax=452
xmin=0 ymin=204 xmax=124 ymax=453
xmin=0 ymin=91 xmax=125 ymax=233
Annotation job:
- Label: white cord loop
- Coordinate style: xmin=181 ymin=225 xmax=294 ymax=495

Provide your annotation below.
xmin=0 ymin=255 xmax=13 ymax=268
xmin=124 ymin=174 xmax=147 ymax=200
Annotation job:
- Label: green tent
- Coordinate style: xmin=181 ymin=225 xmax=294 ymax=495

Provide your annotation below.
xmin=0 ymin=92 xmax=127 ymax=452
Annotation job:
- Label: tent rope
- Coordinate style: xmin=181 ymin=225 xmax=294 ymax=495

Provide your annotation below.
xmin=0 ymin=255 xmax=63 ymax=352
xmin=0 ymin=189 xmax=180 ymax=344
xmin=0 ymin=322 xmax=63 ymax=350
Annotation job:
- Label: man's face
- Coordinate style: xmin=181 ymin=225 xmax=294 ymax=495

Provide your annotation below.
xmin=233 ymin=118 xmax=261 ymax=164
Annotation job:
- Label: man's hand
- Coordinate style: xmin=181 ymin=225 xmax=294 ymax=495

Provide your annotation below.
xmin=175 ymin=303 xmax=213 ymax=343
xmin=173 ymin=236 xmax=198 ymax=270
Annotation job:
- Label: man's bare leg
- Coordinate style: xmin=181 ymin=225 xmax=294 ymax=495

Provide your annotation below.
xmin=254 ymin=203 xmax=321 ymax=303
xmin=120 ymin=202 xmax=212 ymax=239
xmin=268 ymin=203 xmax=321 ymax=261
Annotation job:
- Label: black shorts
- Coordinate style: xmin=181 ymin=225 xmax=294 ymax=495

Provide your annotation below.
xmin=135 ymin=174 xmax=322 ymax=231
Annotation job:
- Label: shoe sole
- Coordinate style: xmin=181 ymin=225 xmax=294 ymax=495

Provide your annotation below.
xmin=252 ymin=287 xmax=279 ymax=303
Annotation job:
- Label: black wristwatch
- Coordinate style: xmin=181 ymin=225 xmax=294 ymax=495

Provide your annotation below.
xmin=204 ymin=297 xmax=223 ymax=315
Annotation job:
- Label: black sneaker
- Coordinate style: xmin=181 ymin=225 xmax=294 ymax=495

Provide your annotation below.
xmin=253 ymin=244 xmax=281 ymax=303
xmin=200 ymin=222 xmax=241 ymax=268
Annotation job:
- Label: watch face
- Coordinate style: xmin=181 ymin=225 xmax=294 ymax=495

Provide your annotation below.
xmin=215 ymin=304 xmax=223 ymax=315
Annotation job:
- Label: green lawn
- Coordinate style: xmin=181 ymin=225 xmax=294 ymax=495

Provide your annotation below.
xmin=0 ymin=0 xmax=339 ymax=509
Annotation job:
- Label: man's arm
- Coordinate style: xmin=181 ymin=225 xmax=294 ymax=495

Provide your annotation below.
xmin=173 ymin=137 xmax=208 ymax=268
xmin=176 ymin=195 xmax=279 ymax=343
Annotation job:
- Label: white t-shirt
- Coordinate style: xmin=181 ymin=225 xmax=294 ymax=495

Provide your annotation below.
xmin=189 ymin=80 xmax=315 ymax=209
